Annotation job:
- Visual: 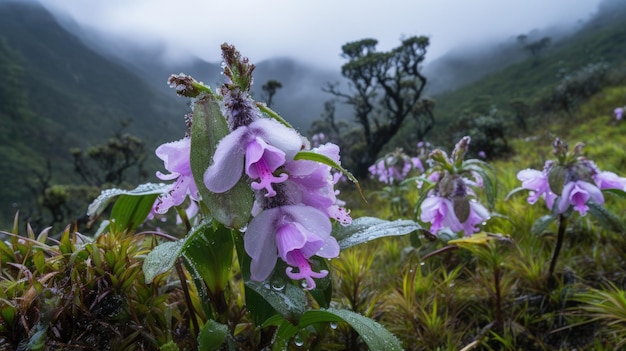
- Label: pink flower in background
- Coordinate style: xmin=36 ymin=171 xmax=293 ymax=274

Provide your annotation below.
xmin=204 ymin=118 xmax=303 ymax=196
xmin=244 ymin=205 xmax=339 ymax=290
xmin=153 ymin=137 xmax=199 ymax=213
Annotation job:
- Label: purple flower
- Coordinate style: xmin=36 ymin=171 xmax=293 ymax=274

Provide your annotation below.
xmin=154 ymin=138 xmax=199 ymax=213
xmin=420 ymin=196 xmax=463 ymax=234
xmin=420 ymin=196 xmax=489 ymax=236
xmin=244 ymin=205 xmax=339 ymax=290
xmin=517 ymin=168 xmax=556 ymax=208
xmin=204 ymin=118 xmax=303 ymax=196
xmin=461 ymin=201 xmax=490 ymax=235
xmin=558 ymin=180 xmax=604 ymax=215
xmin=615 ymin=107 xmax=623 ymax=121
xmin=593 ymin=171 xmax=626 ymax=190
xmin=284 ymin=143 xmax=352 ymax=225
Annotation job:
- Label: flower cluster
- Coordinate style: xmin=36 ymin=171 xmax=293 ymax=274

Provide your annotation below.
xmin=368 ymin=148 xmax=423 ymax=185
xmin=153 ymin=45 xmax=350 ymax=290
xmin=418 ymin=136 xmax=490 ymax=236
xmin=517 ymin=138 xmax=626 ymax=216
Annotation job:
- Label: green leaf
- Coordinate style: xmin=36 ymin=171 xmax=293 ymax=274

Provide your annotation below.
xmin=182 ymin=221 xmax=234 ymax=297
xmin=332 ymin=217 xmax=421 ymax=249
xmin=87 ymin=183 xmax=169 ymax=218
xmin=270 ymin=308 xmax=402 ymax=351
xmin=587 ymin=201 xmax=625 ymax=233
xmin=245 ymin=277 xmax=306 ymax=324
xmin=197 ymin=320 xmax=229 ymax=351
xmin=190 ymin=93 xmax=252 ymax=229
xmin=143 ymin=241 xmax=185 ymax=284
xmin=603 ymin=188 xmax=626 ymax=200
xmin=531 ymin=214 xmax=558 ymax=236
xmin=109 ymin=192 xmax=160 ymax=232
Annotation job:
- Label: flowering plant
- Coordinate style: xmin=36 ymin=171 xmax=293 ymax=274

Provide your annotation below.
xmin=416 ymin=136 xmax=495 ymax=239
xmin=85 ymin=44 xmax=418 ymax=350
xmin=511 ymin=138 xmax=626 ymax=282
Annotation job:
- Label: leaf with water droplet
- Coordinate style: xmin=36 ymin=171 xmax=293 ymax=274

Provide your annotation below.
xmin=143 ymin=240 xmax=184 ymax=284
xmin=268 ymin=307 xmax=402 ymax=351
xmin=198 ymin=319 xmax=229 ymax=351
xmin=87 ymin=183 xmax=169 ymax=218
xmin=246 ymin=278 xmax=306 ymax=324
xmin=332 ymin=217 xmax=421 ymax=249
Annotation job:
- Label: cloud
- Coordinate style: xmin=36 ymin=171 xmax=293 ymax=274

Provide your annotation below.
xmin=36 ymin=0 xmax=601 ymax=68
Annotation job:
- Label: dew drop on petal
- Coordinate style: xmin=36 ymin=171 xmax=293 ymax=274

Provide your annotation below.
xmin=330 ymin=322 xmax=338 ymax=330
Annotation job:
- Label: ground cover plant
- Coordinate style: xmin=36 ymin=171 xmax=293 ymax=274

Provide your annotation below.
xmin=2 ymin=43 xmax=626 ymax=351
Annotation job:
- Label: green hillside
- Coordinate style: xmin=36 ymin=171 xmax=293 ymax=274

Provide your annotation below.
xmin=0 ymin=2 xmax=187 ymax=228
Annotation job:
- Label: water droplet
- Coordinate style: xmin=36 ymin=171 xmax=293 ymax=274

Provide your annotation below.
xmin=330 ymin=322 xmax=338 ymax=329
xmin=263 ymin=283 xmax=271 ymax=290
xmin=271 ymin=282 xmax=285 ymax=291
xmin=420 ymin=262 xmax=425 ymax=266
xmin=294 ymin=334 xmax=304 ymax=347
xmin=301 ymin=280 xmax=309 ymax=289
xmin=239 ymin=226 xmax=248 ymax=233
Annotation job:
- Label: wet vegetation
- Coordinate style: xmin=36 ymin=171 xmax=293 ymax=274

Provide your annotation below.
xmin=2 ymin=1 xmax=626 ymax=350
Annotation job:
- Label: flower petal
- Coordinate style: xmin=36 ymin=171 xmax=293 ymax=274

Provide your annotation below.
xmin=204 ymin=126 xmax=248 ymax=193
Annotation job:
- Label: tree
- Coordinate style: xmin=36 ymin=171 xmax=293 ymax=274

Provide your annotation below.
xmin=71 ymin=120 xmax=147 ymax=187
xmin=324 ymin=36 xmax=430 ymax=177
xmin=261 ymin=79 xmax=283 ymax=108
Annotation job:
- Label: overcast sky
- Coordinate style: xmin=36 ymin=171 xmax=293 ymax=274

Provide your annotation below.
xmin=36 ymin=0 xmax=603 ymax=69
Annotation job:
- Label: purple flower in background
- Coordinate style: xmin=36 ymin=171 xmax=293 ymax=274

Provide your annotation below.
xmin=244 ymin=205 xmax=339 ymax=290
xmin=153 ymin=137 xmax=199 ymax=213
xmin=204 ymin=118 xmax=303 ymax=196
xmin=516 ymin=140 xmax=626 ymax=216
xmin=558 ymin=180 xmax=604 ymax=215
xmin=420 ymin=196 xmax=463 ymax=233
xmin=615 ymin=107 xmax=623 ymax=121
xmin=478 ymin=151 xmax=487 ymax=159
xmin=420 ymin=196 xmax=489 ymax=236
xmin=369 ymin=149 xmax=423 ymax=185
xmin=593 ymin=171 xmax=626 ymax=190
xmin=517 ymin=168 xmax=557 ymax=208
xmin=461 ymin=201 xmax=490 ymax=235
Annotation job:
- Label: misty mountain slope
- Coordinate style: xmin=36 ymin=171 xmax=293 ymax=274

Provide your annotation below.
xmin=391 ymin=0 xmax=626 ymax=149
xmin=0 ymin=1 xmax=187 ymax=227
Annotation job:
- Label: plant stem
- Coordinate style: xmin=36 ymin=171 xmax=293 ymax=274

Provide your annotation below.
xmin=176 ymin=258 xmax=200 ymax=338
xmin=547 ymin=214 xmax=567 ymax=286
xmin=494 ymin=265 xmax=503 ymax=327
